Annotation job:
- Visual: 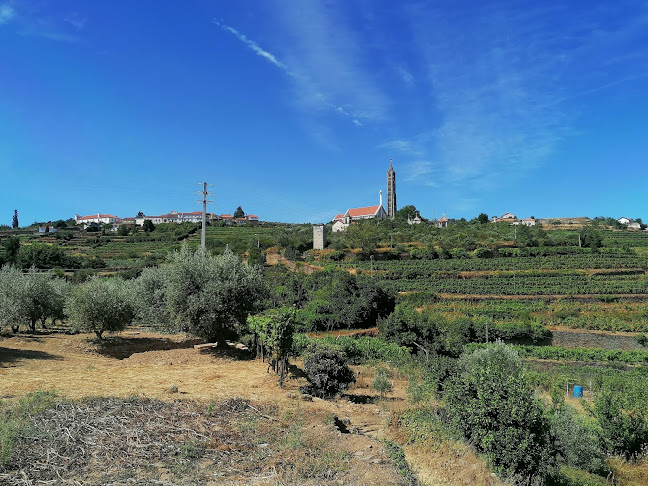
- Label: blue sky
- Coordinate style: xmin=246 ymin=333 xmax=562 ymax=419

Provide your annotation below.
xmin=1 ymin=0 xmax=647 ymax=225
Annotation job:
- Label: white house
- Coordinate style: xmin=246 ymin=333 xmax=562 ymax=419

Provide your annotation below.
xmin=521 ymin=218 xmax=536 ymax=227
xmin=434 ymin=215 xmax=448 ymax=229
xmin=618 ymin=217 xmax=634 ymax=225
xmin=75 ymin=213 xmax=120 ymax=225
xmin=331 ymin=191 xmax=387 ymax=232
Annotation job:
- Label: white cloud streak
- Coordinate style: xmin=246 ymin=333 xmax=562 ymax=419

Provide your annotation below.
xmin=215 ymin=20 xmax=288 ymax=71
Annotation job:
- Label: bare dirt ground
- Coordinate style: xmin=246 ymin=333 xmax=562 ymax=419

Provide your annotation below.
xmin=0 ymin=329 xmax=497 ymax=485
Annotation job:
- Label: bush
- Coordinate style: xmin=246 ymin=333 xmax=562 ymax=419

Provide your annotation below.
xmin=590 ymin=388 xmax=648 ymax=460
xmin=372 ymin=367 xmax=393 ymax=398
xmin=549 ymin=404 xmax=607 ymax=475
xmin=302 ymin=343 xmax=355 ymax=398
xmin=443 ymin=342 xmax=555 ymax=482
xmin=66 ymin=277 xmax=136 ymax=339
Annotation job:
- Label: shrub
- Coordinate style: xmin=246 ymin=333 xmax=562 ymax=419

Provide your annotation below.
xmin=444 ymin=342 xmax=555 ymax=482
xmin=590 ymin=388 xmax=648 ymax=460
xmin=302 ymin=343 xmax=355 ymax=398
xmin=549 ymin=404 xmax=607 ymax=475
xmin=66 ymin=277 xmax=136 ymax=339
xmin=372 ymin=367 xmax=393 ymax=398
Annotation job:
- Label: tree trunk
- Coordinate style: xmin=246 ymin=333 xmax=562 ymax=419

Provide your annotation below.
xmin=41 ymin=317 xmax=48 ymax=329
xmin=95 ymin=330 xmax=104 ymax=340
xmin=30 ymin=318 xmax=37 ymax=332
xmin=11 ymin=325 xmax=19 ymax=333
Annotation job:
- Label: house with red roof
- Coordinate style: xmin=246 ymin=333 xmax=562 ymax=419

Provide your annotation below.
xmin=332 ymin=191 xmax=387 ymax=232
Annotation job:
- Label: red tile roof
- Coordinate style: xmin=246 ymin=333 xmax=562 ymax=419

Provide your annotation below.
xmin=333 ymin=213 xmax=345 ymax=221
xmin=439 ymin=216 xmax=448 ymax=222
xmin=247 ymin=214 xmax=259 ymax=219
xmin=347 ymin=205 xmax=380 ymax=217
xmin=78 ymin=213 xmax=119 ymax=220
xmin=221 ymin=214 xmax=233 ymax=219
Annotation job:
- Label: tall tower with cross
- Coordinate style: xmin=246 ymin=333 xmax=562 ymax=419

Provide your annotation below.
xmin=387 ymin=158 xmax=397 ymax=218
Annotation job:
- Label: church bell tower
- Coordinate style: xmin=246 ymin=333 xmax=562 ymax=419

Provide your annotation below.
xmin=387 ymin=158 xmax=396 ymax=218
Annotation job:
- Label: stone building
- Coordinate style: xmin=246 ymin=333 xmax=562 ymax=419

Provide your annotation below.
xmin=313 ymin=224 xmax=326 ymax=250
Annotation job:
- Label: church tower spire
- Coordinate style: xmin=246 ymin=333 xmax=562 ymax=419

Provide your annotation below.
xmin=387 ymin=158 xmax=396 ymax=218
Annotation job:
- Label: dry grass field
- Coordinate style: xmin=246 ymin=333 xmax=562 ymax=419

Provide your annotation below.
xmin=0 ymin=329 xmax=498 ymax=485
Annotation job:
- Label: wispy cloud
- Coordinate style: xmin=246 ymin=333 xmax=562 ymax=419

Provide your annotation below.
xmin=215 ymin=13 xmax=383 ymax=127
xmin=214 ymin=20 xmax=287 ymax=70
xmin=0 ymin=4 xmax=15 ymax=24
xmin=64 ymin=12 xmax=86 ymax=30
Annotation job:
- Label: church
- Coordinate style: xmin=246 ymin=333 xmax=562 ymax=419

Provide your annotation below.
xmin=332 ymin=159 xmax=397 ymax=232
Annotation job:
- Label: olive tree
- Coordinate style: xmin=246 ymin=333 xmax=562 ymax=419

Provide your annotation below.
xmin=444 ymin=342 xmax=554 ymax=483
xmin=0 ymin=265 xmax=27 ymax=332
xmin=134 ymin=265 xmax=171 ymax=329
xmin=66 ymin=277 xmax=136 ymax=339
xmin=165 ymin=246 xmax=264 ymax=343
xmin=0 ymin=266 xmax=67 ymax=332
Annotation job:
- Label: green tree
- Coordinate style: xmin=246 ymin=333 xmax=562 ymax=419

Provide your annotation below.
xmin=233 ymin=206 xmax=245 ymax=218
xmin=444 ymin=342 xmax=554 ymax=482
xmin=165 ymin=246 xmax=264 ymax=343
xmin=477 ymin=213 xmax=489 ymax=224
xmin=395 ymin=205 xmax=418 ymax=221
xmin=344 ymin=220 xmax=380 ymax=254
xmin=117 ymin=224 xmax=130 ymax=236
xmin=142 ymin=219 xmax=155 ymax=233
xmin=579 ymin=226 xmax=602 ymax=249
xmin=2 ymin=236 xmax=21 ymax=265
xmin=12 ymin=210 xmax=18 ymax=229
xmin=66 ymin=277 xmax=136 ymax=340
xmin=134 ymin=266 xmax=171 ymax=329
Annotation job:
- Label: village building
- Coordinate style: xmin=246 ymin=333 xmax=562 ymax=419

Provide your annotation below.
xmin=521 ymin=217 xmax=536 ymax=227
xmin=332 ymin=191 xmax=387 ymax=232
xmin=75 ymin=213 xmax=120 ymax=225
xmin=618 ymin=217 xmax=633 ymax=225
xmin=434 ymin=215 xmax=448 ymax=229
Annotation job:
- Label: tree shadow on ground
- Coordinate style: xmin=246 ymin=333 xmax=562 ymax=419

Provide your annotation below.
xmin=93 ymin=336 xmax=204 ymax=359
xmin=201 ymin=346 xmax=255 ymax=361
xmin=287 ymin=362 xmax=307 ymax=380
xmin=0 ymin=347 xmax=63 ymax=366
xmin=343 ymin=393 xmax=405 ymax=404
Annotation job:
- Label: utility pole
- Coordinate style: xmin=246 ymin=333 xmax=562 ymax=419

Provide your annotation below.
xmin=370 ymin=255 xmax=374 ymax=278
xmin=196 ymin=182 xmax=214 ymax=252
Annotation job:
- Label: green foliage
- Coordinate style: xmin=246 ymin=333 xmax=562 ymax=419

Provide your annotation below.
xmin=549 ymin=404 xmax=607 ymax=475
xmin=466 ymin=343 xmax=648 ymax=364
xmin=142 ymin=219 xmax=155 ymax=233
xmin=134 ymin=266 xmax=171 ymax=329
xmin=292 ymin=335 xmax=410 ymax=366
xmin=233 ymin=206 xmax=245 ymax=218
xmin=66 ymin=277 xmax=136 ymax=339
xmin=302 ymin=343 xmax=355 ymax=398
xmin=12 ymin=209 xmax=18 ymax=229
xmin=590 ymin=387 xmax=648 ymax=460
xmin=165 ymin=246 xmax=264 ymax=342
xmin=269 ymin=268 xmax=395 ymax=332
xmin=372 ymin=367 xmax=393 ymax=397
xmin=0 ymin=266 xmax=69 ymax=332
xmin=248 ymin=307 xmax=296 ymax=386
xmin=444 ymin=343 xmax=555 ymax=482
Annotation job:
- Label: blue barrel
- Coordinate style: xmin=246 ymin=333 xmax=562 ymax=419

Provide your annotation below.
xmin=574 ymin=386 xmax=583 ymax=398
